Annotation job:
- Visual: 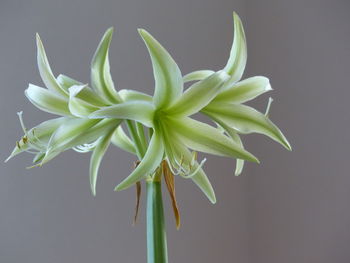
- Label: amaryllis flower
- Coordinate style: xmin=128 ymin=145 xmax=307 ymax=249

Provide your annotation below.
xmin=89 ymin=13 xmax=291 ymax=203
xmin=89 ymin=30 xmax=257 ymax=203
xmin=6 ymin=28 xmax=129 ymax=195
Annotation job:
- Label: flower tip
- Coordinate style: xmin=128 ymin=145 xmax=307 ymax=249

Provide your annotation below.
xmin=137 ymin=28 xmax=149 ymax=38
xmin=35 ymin=33 xmax=43 ymax=47
xmin=107 ymin=27 xmax=114 ymax=33
xmin=285 ymin=141 xmax=292 ymax=151
xmin=232 ymin=11 xmax=240 ymax=21
xmin=114 ymin=185 xmax=122 ymax=191
xmin=210 ymin=197 xmax=217 ymax=204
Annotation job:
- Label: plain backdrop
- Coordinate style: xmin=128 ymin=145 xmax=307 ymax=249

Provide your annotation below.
xmin=1 ymin=0 xmax=349 ymax=262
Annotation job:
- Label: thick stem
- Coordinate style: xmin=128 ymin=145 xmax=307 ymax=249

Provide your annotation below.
xmin=146 ymin=179 xmax=168 ymax=263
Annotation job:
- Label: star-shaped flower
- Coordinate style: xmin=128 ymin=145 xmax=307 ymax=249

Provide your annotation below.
xmin=90 ymin=28 xmax=259 ymax=203
xmin=6 ymin=28 xmax=130 ymax=195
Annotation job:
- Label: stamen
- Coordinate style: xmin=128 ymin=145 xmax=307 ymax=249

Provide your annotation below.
xmin=265 ymin=97 xmax=274 ymax=117
xmin=181 ymin=158 xmax=207 ymax=179
xmin=17 ymin=111 xmax=28 ymax=135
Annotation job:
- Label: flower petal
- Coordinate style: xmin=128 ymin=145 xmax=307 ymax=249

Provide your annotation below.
xmin=183 ymin=70 xmax=214 ymax=83
xmin=191 ymin=168 xmax=216 ymax=204
xmin=68 ymin=85 xmax=100 ymax=117
xmin=138 ymin=29 xmax=183 ymax=109
xmin=111 ymin=126 xmax=136 ymax=154
xmin=91 ymin=28 xmax=121 ymax=103
xmin=170 ymin=117 xmax=259 ymax=162
xmin=90 ymin=129 xmax=114 ymax=196
xmin=89 ymin=101 xmax=155 ymax=127
xmin=213 ymin=76 xmax=272 ymax=104
xmin=203 ymin=103 xmax=291 ymax=150
xmin=115 ymin=131 xmax=164 ymax=191
xmin=56 ymin=74 xmax=82 ymax=91
xmin=119 ymin=89 xmax=152 ymax=103
xmin=223 ymin=12 xmax=247 ymax=83
xmin=25 ymin=84 xmax=71 ymax=116
xmin=216 ymin=121 xmax=245 ymax=176
xmin=42 ymin=119 xmax=120 ymax=164
xmin=166 ymin=71 xmax=229 ymax=116
xmin=36 ymin=34 xmax=67 ymax=96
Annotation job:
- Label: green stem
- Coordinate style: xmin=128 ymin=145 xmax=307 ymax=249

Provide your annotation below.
xmin=146 ymin=178 xmax=168 ymax=263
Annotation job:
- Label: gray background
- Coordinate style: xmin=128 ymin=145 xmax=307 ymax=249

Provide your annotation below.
xmin=1 ymin=0 xmax=349 ymax=262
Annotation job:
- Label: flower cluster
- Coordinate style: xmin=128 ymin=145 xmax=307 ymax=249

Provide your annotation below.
xmin=6 ymin=13 xmax=290 ymax=203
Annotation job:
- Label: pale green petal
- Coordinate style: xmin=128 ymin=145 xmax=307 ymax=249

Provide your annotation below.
xmin=46 ymin=118 xmax=100 ymax=155
xmin=223 ymin=12 xmax=247 ymax=83
xmin=36 ymin=34 xmax=67 ymax=96
xmin=213 ymin=76 xmax=272 ymax=104
xmin=111 ymin=126 xmax=136 ymax=154
xmin=56 ymin=74 xmax=82 ymax=91
xmin=90 ymin=129 xmax=114 ymax=196
xmin=119 ymin=89 xmax=152 ymax=103
xmin=191 ymin=169 xmax=216 ymax=204
xmin=216 ymin=121 xmax=245 ymax=176
xmin=203 ymin=103 xmax=291 ymax=150
xmin=42 ymin=119 xmax=120 ymax=164
xmin=166 ymin=71 xmax=229 ymax=116
xmin=68 ymin=85 xmax=100 ymax=117
xmin=138 ymin=29 xmax=183 ymax=109
xmin=183 ymin=70 xmax=215 ymax=83
xmin=170 ymin=117 xmax=258 ymax=162
xmin=25 ymin=84 xmax=71 ymax=116
xmin=89 ymin=101 xmax=155 ymax=127
xmin=91 ymin=28 xmax=121 ymax=103
xmin=115 ymin=131 xmax=164 ymax=191
xmin=57 ymin=75 xmax=107 ymax=106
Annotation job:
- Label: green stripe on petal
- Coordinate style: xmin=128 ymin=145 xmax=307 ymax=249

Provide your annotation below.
xmin=183 ymin=70 xmax=215 ymax=83
xmin=111 ymin=126 xmax=136 ymax=154
xmin=213 ymin=76 xmax=272 ymax=104
xmin=223 ymin=12 xmax=247 ymax=83
xmin=91 ymin=28 xmax=121 ymax=104
xmin=138 ymin=29 xmax=183 ymax=110
xmin=36 ymin=34 xmax=67 ymax=97
xmin=204 ymin=103 xmax=291 ymax=150
xmin=167 ymin=71 xmax=229 ymax=116
xmin=89 ymin=101 xmax=155 ymax=127
xmin=68 ymin=85 xmax=100 ymax=117
xmin=119 ymin=89 xmax=153 ymax=103
xmin=25 ymin=84 xmax=71 ymax=116
xmin=90 ymin=128 xmax=114 ymax=196
xmin=115 ymin=131 xmax=164 ymax=191
xmin=170 ymin=117 xmax=258 ymax=162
